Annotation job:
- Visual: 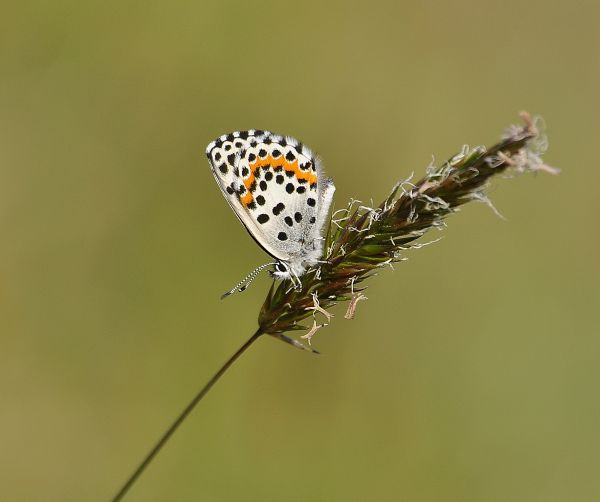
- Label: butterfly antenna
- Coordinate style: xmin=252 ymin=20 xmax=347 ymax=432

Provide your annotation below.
xmin=221 ymin=263 xmax=276 ymax=299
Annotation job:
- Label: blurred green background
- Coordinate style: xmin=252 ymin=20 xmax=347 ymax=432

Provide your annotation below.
xmin=2 ymin=1 xmax=599 ymax=501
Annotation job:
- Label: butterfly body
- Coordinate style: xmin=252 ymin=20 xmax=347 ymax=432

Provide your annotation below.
xmin=206 ymin=130 xmax=335 ymax=292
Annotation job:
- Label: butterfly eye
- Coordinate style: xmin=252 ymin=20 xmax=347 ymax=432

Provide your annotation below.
xmin=275 ymin=262 xmax=287 ymax=273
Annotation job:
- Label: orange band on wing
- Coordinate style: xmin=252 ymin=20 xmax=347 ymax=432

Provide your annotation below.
xmin=239 ymin=155 xmax=317 ymax=209
xmin=240 ymin=192 xmax=253 ymax=206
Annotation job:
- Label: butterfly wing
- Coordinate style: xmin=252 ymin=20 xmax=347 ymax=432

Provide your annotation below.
xmin=206 ymin=130 xmax=335 ymax=266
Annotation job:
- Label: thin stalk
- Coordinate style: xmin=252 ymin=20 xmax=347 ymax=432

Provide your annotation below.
xmin=111 ymin=330 xmax=263 ymax=502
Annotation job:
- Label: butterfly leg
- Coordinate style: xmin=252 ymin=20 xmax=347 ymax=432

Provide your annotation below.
xmin=285 ymin=269 xmax=303 ymax=293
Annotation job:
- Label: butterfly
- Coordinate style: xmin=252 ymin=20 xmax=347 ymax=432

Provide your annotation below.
xmin=206 ymin=130 xmax=335 ymax=297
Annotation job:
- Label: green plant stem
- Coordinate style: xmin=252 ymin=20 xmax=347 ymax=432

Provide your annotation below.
xmin=110 ymin=330 xmax=263 ymax=502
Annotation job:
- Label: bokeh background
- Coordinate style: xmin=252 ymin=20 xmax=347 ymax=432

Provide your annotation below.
xmin=2 ymin=1 xmax=599 ymax=501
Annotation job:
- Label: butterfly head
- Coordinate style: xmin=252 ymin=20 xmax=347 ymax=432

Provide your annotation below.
xmin=271 ymin=261 xmax=292 ymax=280
xmin=271 ymin=260 xmax=306 ymax=291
